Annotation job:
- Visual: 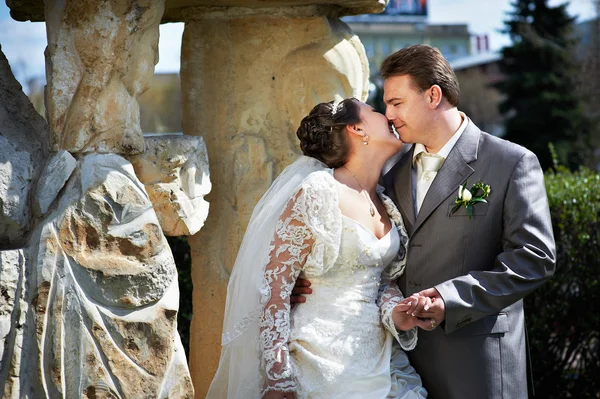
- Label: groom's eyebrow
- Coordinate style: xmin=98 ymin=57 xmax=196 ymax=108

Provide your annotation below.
xmin=384 ymin=97 xmax=402 ymax=104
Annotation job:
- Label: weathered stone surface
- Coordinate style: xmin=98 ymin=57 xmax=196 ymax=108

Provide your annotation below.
xmin=33 ymin=150 xmax=77 ymax=217
xmin=130 ymin=134 xmax=211 ymax=236
xmin=18 ymin=153 xmax=194 ymax=397
xmin=181 ymin=11 xmax=370 ymax=394
xmin=0 ymin=46 xmax=49 ymax=249
xmin=8 ymin=0 xmax=388 ymax=23
xmin=0 ymin=249 xmax=27 ymax=398
xmin=44 ymin=0 xmax=164 ymax=154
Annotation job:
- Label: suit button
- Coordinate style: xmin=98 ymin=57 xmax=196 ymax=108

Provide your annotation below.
xmin=408 ymin=280 xmax=415 ymax=288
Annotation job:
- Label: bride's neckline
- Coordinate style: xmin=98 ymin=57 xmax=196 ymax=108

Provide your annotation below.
xmin=325 ymin=168 xmax=395 ymax=240
xmin=341 ymin=214 xmax=395 ymax=241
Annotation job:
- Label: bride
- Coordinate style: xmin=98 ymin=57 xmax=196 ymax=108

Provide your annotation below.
xmin=207 ymin=98 xmax=428 ymax=399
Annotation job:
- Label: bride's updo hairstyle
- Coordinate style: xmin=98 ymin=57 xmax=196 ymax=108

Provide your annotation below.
xmin=296 ymin=98 xmax=361 ymax=168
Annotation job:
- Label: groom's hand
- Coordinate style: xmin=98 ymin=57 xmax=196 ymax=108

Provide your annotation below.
xmin=290 ymin=278 xmax=312 ymax=306
xmin=413 ymin=287 xmax=446 ymax=329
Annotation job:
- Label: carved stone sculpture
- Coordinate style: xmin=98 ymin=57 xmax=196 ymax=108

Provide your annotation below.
xmin=1 ymin=0 xmax=196 ymax=395
xmin=130 ymin=135 xmax=211 ymax=237
xmin=0 ymin=46 xmax=49 ymax=249
xmin=44 ymin=0 xmax=164 ymax=154
xmin=0 ymin=249 xmax=27 ymax=398
xmin=23 ymin=154 xmax=193 ymax=397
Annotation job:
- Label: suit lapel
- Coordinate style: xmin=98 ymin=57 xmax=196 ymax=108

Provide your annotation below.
xmin=413 ymin=119 xmax=481 ymax=234
xmin=391 ymin=147 xmax=416 ymax=236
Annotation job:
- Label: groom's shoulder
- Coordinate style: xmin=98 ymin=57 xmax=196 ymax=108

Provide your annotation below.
xmin=478 ymin=129 xmax=535 ymax=165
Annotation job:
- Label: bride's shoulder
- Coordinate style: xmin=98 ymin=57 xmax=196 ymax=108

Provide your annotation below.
xmin=293 ymin=170 xmax=339 ymax=210
xmin=300 ymin=169 xmax=336 ymax=190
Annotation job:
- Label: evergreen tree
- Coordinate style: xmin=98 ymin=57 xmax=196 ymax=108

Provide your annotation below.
xmin=497 ymin=0 xmax=595 ymax=170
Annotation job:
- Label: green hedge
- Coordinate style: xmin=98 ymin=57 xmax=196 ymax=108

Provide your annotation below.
xmin=525 ymin=164 xmax=600 ymax=397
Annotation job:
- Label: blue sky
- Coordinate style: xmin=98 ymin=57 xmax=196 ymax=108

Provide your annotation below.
xmin=0 ymin=0 xmax=597 ymax=89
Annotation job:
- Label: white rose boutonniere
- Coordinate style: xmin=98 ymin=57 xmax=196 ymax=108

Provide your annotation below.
xmin=451 ymin=180 xmax=491 ymax=219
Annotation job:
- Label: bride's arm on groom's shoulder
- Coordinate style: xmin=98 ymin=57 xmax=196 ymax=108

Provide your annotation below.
xmin=260 ymin=190 xmax=314 ymax=398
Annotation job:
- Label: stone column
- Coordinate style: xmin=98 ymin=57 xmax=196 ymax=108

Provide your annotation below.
xmin=180 ymin=5 xmax=373 ymax=394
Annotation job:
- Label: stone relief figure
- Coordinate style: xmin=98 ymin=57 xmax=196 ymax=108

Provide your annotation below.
xmin=22 ymin=154 xmax=193 ymax=398
xmin=130 ymin=135 xmax=212 ymax=237
xmin=45 ymin=0 xmax=164 ymax=154
xmin=3 ymin=0 xmax=197 ymax=395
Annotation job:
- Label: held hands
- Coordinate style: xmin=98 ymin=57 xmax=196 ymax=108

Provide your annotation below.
xmin=393 ymin=288 xmax=446 ymax=331
xmin=291 ymin=279 xmax=446 ymax=332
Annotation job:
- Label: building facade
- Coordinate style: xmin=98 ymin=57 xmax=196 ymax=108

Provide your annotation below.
xmin=343 ymin=0 xmax=472 ymax=75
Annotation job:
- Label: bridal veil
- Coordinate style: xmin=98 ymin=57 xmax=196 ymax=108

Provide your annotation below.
xmin=207 ymin=156 xmax=330 ymax=398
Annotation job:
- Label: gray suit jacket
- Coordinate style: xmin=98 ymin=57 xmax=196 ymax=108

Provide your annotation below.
xmin=382 ymin=119 xmax=556 ymax=399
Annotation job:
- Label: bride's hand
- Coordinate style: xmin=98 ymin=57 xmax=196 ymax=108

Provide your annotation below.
xmin=262 ymin=391 xmax=296 ymax=399
xmin=392 ymin=294 xmax=433 ymax=331
xmin=401 ymin=293 xmax=433 ymax=316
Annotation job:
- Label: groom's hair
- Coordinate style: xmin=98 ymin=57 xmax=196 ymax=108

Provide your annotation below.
xmin=380 ymin=44 xmax=460 ymax=107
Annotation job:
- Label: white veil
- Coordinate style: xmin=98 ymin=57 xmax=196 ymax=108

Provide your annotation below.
xmin=207 ymin=155 xmax=329 ymax=398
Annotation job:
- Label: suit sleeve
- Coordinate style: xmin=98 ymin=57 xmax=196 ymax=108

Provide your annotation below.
xmin=435 ymin=151 xmax=556 ymax=334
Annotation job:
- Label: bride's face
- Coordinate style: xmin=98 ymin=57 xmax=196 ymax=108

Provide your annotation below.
xmin=356 ymin=101 xmax=403 ymax=152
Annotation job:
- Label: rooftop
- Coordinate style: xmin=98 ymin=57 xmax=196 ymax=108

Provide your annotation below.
xmin=450 ymin=52 xmax=502 ymax=71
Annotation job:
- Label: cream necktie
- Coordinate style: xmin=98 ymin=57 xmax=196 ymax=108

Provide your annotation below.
xmin=415 ymin=152 xmax=445 ymax=214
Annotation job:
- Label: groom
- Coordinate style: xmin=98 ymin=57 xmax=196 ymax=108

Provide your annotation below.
xmin=293 ymin=44 xmax=556 ymax=399
xmin=378 ymin=44 xmax=555 ymax=398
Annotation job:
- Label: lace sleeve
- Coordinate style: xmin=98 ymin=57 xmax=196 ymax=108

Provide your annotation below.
xmin=378 ymin=278 xmax=418 ymax=351
xmin=259 ymin=189 xmax=315 ymax=396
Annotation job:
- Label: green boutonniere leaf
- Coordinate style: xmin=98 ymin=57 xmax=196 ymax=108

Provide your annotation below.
xmin=450 ymin=180 xmax=491 ymax=219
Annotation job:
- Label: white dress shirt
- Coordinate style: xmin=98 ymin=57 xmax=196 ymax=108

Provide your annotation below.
xmin=411 ymin=112 xmax=468 ymax=215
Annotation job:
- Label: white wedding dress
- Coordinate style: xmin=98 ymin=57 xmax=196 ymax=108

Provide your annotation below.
xmin=207 ymin=159 xmax=427 ymax=399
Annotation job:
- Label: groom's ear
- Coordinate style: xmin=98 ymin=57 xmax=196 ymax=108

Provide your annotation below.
xmin=427 ymin=85 xmax=443 ymax=109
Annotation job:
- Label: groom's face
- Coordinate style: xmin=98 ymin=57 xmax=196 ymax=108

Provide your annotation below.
xmin=383 ymin=75 xmax=431 ymax=144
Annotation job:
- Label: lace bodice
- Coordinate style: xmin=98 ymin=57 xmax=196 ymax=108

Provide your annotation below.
xmin=258 ymin=171 xmax=412 ymax=397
